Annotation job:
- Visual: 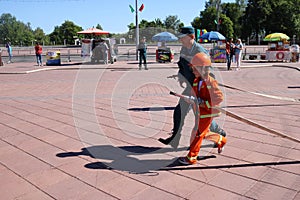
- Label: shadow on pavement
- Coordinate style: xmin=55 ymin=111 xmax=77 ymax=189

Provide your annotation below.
xmin=128 ymin=106 xmax=175 ymax=111
xmin=56 ymin=144 xmax=217 ymax=174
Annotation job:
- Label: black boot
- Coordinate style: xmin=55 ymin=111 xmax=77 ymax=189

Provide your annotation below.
xmin=158 ymin=137 xmax=172 ymax=145
xmin=210 ymin=121 xmax=226 ymax=137
xmin=158 ymin=133 xmax=181 ymax=149
xmin=218 ymin=129 xmax=226 ymax=137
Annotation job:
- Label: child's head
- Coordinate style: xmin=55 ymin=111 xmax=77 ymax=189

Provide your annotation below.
xmin=190 ymin=52 xmax=212 ymax=78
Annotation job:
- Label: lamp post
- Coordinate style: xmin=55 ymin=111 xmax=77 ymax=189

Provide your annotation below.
xmin=135 ymin=0 xmax=139 ymax=61
xmin=216 ymin=0 xmax=221 ymax=32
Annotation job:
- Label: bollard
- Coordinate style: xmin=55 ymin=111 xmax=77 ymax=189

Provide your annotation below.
xmin=0 ymin=49 xmax=3 ymax=66
xmin=67 ymin=48 xmax=71 ymax=62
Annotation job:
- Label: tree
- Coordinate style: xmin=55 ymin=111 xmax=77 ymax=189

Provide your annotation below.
xmin=15 ymin=22 xmax=35 ymax=46
xmin=154 ymin=18 xmax=164 ymax=28
xmin=241 ymin=0 xmax=300 ymax=44
xmin=191 ymin=16 xmax=201 ymax=30
xmin=125 ymin=15 xmax=184 ymax=44
xmin=291 ymin=0 xmax=300 ymax=40
xmin=192 ymin=6 xmax=218 ymax=32
xmin=242 ymin=0 xmax=272 ymax=43
xmin=95 ymin=24 xmax=103 ymax=30
xmin=0 ymin=13 xmax=35 ymax=46
xmin=48 ymin=20 xmax=82 ymax=45
xmin=48 ymin=26 xmax=60 ymax=45
xmin=33 ymin=27 xmax=48 ymax=45
xmin=139 ymin=19 xmax=150 ymax=29
xmin=127 ymin=23 xmax=135 ymax=31
xmin=221 ymin=3 xmax=243 ymax=38
xmin=206 ymin=0 xmax=220 ymax=8
xmin=265 ymin=0 xmax=300 ymax=38
xmin=0 ymin=13 xmax=17 ymax=44
xmin=60 ymin=20 xmax=82 ymax=45
xmin=139 ymin=19 xmax=165 ymax=41
xmin=218 ymin=14 xmax=234 ymax=38
xmin=164 ymin=15 xmax=181 ymax=31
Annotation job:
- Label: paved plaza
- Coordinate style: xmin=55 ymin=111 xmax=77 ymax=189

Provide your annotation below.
xmin=0 ymin=59 xmax=299 ymax=199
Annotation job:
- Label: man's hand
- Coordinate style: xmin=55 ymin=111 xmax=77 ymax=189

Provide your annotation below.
xmin=182 ymin=95 xmax=196 ymax=104
xmin=179 ymin=79 xmax=185 ymax=88
xmin=167 ymin=74 xmax=178 ymax=79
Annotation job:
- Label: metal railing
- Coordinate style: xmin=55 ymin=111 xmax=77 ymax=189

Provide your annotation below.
xmin=0 ymin=44 xmax=270 ymax=62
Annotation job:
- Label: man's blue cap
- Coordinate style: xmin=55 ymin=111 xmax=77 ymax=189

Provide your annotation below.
xmin=178 ymin=26 xmax=195 ymax=38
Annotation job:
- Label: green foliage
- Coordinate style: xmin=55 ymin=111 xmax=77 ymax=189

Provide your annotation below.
xmin=0 ymin=13 xmax=34 ymax=46
xmin=154 ymin=18 xmax=164 ymax=28
xmin=164 ymin=15 xmax=181 ymax=31
xmin=195 ymin=0 xmax=300 ymax=43
xmin=1 ymin=1 xmax=299 ymax=46
xmin=0 ymin=13 xmax=48 ymax=46
xmin=192 ymin=6 xmax=218 ymax=31
xmin=265 ymin=0 xmax=299 ymax=36
xmin=221 ymin=3 xmax=243 ymax=38
xmin=33 ymin=27 xmax=46 ymax=43
xmin=218 ymin=14 xmax=234 ymax=39
xmin=242 ymin=0 xmax=271 ymax=42
xmin=121 ymin=15 xmax=183 ymax=44
xmin=191 ymin=17 xmax=201 ymax=29
xmin=48 ymin=20 xmax=82 ymax=45
xmin=96 ymin=24 xmax=103 ymax=30
xmin=242 ymin=0 xmax=300 ymax=43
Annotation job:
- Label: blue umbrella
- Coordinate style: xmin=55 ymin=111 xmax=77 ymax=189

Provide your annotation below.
xmin=152 ymin=31 xmax=178 ymax=42
xmin=200 ymin=31 xmax=226 ymax=41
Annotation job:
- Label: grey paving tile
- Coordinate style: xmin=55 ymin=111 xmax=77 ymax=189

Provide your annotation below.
xmin=209 ymin=171 xmax=258 ymax=195
xmin=0 ymin=166 xmax=48 ymax=200
xmin=245 ymin=181 xmax=297 ymax=200
xmin=187 ymin=184 xmax=250 ymax=200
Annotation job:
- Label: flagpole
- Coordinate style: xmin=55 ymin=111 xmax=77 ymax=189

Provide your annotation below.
xmin=216 ymin=0 xmax=221 ymax=31
xmin=135 ymin=0 xmax=139 ymax=61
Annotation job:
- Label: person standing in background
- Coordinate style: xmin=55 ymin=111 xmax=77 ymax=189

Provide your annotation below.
xmin=138 ymin=37 xmax=148 ymax=70
xmin=35 ymin=42 xmax=43 ymax=66
xmin=6 ymin=42 xmax=12 ymax=64
xmin=235 ymin=39 xmax=243 ymax=70
xmin=0 ymin=47 xmax=3 ymax=66
xmin=225 ymin=38 xmax=234 ymax=70
xmin=99 ymin=39 xmax=109 ymax=64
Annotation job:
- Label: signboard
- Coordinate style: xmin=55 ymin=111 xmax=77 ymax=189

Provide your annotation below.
xmin=266 ymin=50 xmax=291 ymax=61
xmin=211 ymin=49 xmax=226 ymax=63
xmin=81 ymin=39 xmax=92 ymax=58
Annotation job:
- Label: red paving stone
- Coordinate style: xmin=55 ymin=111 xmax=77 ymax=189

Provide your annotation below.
xmin=0 ymin=59 xmax=299 ymax=199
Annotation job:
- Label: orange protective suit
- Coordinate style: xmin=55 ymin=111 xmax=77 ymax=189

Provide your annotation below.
xmin=186 ymin=75 xmax=227 ymax=164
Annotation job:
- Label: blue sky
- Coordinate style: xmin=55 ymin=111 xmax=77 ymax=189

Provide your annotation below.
xmin=1 ymin=0 xmax=235 ymax=34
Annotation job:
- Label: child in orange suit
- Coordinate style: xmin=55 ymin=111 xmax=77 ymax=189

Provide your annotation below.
xmin=179 ymin=52 xmax=227 ymax=165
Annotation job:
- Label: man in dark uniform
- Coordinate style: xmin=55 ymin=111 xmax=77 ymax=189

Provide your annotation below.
xmin=158 ymin=26 xmax=226 ymax=148
xmin=138 ymin=37 xmax=148 ymax=70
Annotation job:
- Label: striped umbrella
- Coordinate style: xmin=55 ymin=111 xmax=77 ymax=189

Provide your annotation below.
xmin=263 ymin=33 xmax=290 ymax=42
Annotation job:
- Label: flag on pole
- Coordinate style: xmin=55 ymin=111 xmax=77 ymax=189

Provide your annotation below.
xmin=129 ymin=5 xmax=135 ymax=13
xmin=139 ymin=4 xmax=144 ymax=12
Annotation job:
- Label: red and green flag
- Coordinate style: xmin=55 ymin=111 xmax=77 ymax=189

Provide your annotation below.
xmin=129 ymin=3 xmax=144 ymax=13
xmin=139 ymin=4 xmax=144 ymax=12
xmin=129 ymin=5 xmax=134 ymax=13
